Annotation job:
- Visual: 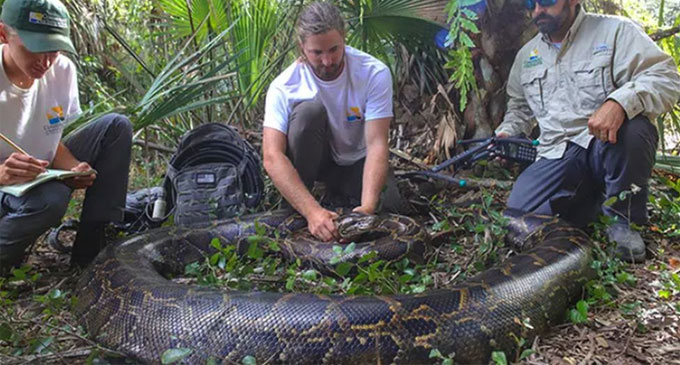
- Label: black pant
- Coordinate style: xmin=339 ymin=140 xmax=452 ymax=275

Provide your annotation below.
xmin=285 ymin=100 xmax=405 ymax=213
xmin=0 ymin=114 xmax=132 ymax=270
xmin=507 ymin=116 xmax=658 ymax=228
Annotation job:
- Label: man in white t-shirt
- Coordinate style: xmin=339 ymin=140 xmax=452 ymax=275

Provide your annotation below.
xmin=0 ymin=0 xmax=132 ymax=273
xmin=263 ymin=1 xmax=405 ymax=242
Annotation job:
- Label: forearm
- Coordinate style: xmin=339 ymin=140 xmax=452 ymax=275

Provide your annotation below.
xmin=265 ymin=152 xmax=321 ymax=218
xmin=360 ymin=143 xmax=388 ymax=212
xmin=51 ymin=143 xmax=81 ymax=170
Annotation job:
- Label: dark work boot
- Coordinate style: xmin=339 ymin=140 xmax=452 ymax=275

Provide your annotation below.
xmin=0 ymin=242 xmax=30 ymax=276
xmin=607 ymin=224 xmax=646 ymax=263
xmin=70 ymin=222 xmax=107 ymax=269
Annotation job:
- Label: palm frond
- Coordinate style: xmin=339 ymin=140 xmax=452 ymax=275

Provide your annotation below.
xmin=338 ymin=0 xmax=449 ymax=91
xmin=132 ymin=21 xmax=242 ymax=132
xmin=230 ymin=0 xmax=286 ymax=105
xmin=157 ymin=0 xmax=229 ymax=42
xmin=63 ymin=90 xmax=128 ymax=137
xmin=656 ymin=154 xmax=680 ymax=174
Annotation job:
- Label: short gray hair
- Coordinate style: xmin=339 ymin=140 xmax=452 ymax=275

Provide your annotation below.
xmin=296 ymin=2 xmax=345 ymax=44
xmin=1 ymin=22 xmax=17 ymax=36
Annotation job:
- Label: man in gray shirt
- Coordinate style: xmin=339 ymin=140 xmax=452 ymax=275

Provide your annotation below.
xmin=495 ymin=0 xmax=680 ymax=262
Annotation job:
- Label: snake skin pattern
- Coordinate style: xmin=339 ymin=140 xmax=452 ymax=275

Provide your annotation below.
xmin=74 ymin=210 xmax=595 ymax=364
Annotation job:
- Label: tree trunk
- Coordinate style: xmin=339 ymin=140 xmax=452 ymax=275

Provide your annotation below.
xmin=424 ymin=0 xmax=536 ymax=138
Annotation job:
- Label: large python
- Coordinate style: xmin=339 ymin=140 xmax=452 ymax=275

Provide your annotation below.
xmin=74 ymin=209 xmax=596 ymax=364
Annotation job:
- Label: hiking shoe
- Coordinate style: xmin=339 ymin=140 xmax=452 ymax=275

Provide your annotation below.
xmin=607 ymin=224 xmax=646 ymax=263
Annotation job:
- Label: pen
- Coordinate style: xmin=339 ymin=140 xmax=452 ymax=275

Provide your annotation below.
xmin=0 ymin=131 xmax=29 ymax=155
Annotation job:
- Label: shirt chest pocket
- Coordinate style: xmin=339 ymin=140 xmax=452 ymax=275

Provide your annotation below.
xmin=572 ymin=58 xmax=612 ymax=110
xmin=520 ymin=66 xmax=549 ymax=115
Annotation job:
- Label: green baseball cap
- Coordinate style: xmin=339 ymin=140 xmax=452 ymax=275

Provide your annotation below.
xmin=1 ymin=0 xmax=76 ymax=54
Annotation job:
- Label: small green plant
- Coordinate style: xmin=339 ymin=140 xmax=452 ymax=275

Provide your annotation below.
xmin=430 ymin=189 xmax=508 ymax=278
xmin=563 ymin=218 xmax=640 ymax=329
xmin=9 ymin=265 xmax=41 ymax=285
xmin=648 ymin=175 xmax=680 ymax=236
xmin=516 ymin=343 xmax=536 ymax=362
xmin=327 ymin=244 xmax=434 ymax=296
xmin=0 ymin=264 xmax=91 ymax=358
xmin=568 ymin=300 xmax=589 ymax=324
xmin=506 ymin=321 xmax=536 ymax=362
xmin=429 ymin=348 xmax=454 ymax=365
xmin=34 ymin=289 xmax=76 ymax=319
xmin=241 ymin=355 xmax=257 ymax=365
xmin=491 ymin=351 xmax=507 ymax=365
xmin=589 ymin=224 xmax=640 ymax=307
xmin=655 ymin=263 xmax=679 ymax=301
xmin=444 ymin=0 xmax=480 ymax=111
xmin=583 ymin=243 xmax=636 ymax=308
xmin=601 ymin=186 xmax=641 ymax=229
xmin=160 ymin=348 xmax=193 ymax=364
xmin=619 ymin=300 xmax=643 ymax=317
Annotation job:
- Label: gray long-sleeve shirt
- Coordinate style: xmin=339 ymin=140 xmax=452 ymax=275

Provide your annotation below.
xmin=496 ymin=8 xmax=680 ymax=159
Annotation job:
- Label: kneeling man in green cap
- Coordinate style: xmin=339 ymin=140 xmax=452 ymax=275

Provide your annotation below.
xmin=0 ymin=0 xmax=132 ymax=272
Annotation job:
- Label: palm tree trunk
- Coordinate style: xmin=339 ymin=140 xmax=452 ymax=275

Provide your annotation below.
xmin=424 ymin=0 xmax=535 ymax=137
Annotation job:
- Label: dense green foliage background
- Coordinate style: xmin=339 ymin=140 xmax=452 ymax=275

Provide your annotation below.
xmin=32 ymin=0 xmax=677 ymax=161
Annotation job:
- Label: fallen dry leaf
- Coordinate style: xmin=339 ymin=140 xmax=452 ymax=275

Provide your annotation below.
xmin=669 ymin=256 xmax=680 ymax=269
xmin=595 ymin=336 xmax=609 ymax=348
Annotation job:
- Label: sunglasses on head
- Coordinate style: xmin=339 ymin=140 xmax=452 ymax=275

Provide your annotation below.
xmin=525 ymin=0 xmax=558 ymax=10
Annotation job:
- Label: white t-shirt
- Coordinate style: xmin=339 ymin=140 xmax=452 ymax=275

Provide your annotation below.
xmin=264 ymin=46 xmax=393 ymax=165
xmin=0 ymin=44 xmax=81 ymax=164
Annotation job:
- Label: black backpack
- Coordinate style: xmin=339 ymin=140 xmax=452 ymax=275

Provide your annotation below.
xmin=161 ymin=123 xmax=264 ymax=226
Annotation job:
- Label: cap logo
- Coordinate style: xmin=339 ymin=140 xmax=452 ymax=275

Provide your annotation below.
xmin=28 ymin=11 xmax=67 ymax=29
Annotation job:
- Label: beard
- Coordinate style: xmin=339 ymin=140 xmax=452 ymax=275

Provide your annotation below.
xmin=313 ymin=62 xmax=343 ymax=81
xmin=533 ymin=5 xmax=570 ymax=36
xmin=307 ymin=47 xmax=345 ymax=81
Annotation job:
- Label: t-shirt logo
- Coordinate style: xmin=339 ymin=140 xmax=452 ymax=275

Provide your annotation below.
xmin=347 ymin=107 xmax=363 ymax=122
xmin=46 ymin=106 xmax=65 ymax=125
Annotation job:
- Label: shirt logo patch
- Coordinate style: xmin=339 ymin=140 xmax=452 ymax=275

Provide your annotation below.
xmin=46 ymin=106 xmax=65 ymax=125
xmin=593 ymin=43 xmax=610 ymax=55
xmin=524 ymin=48 xmax=543 ymax=68
xmin=347 ymin=107 xmax=363 ymax=122
xmin=28 ymin=12 xmax=68 ymax=29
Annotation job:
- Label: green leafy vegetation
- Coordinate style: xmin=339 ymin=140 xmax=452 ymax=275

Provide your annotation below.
xmin=184 ymin=233 xmax=436 ymax=296
xmin=178 ymin=189 xmax=509 ymax=300
xmin=443 ymin=0 xmax=479 ymax=111
xmin=0 ymin=265 xmax=103 ymax=360
xmin=649 ymin=175 xmax=680 ymax=236
xmin=429 ymin=348 xmax=454 ymax=365
xmin=160 ymin=348 xmax=193 ymax=364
